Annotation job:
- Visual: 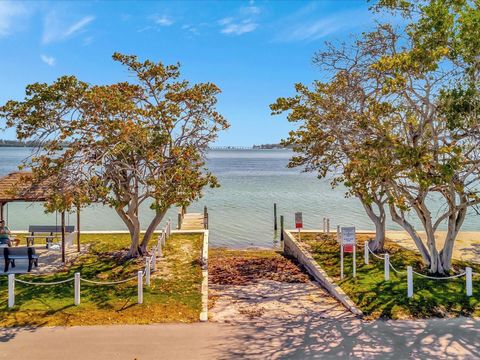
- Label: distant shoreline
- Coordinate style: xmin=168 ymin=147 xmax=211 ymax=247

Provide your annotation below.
xmin=0 ymin=143 xmax=291 ymax=150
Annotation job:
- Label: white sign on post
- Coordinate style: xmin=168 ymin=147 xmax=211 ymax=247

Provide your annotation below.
xmin=295 ymin=212 xmax=303 ymax=240
xmin=341 ymin=227 xmax=356 ymax=245
xmin=340 ymin=227 xmax=357 ymax=278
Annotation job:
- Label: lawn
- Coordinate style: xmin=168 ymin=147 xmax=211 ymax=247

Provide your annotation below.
xmin=295 ymin=232 xmax=480 ymax=320
xmin=0 ymin=232 xmax=204 ymax=326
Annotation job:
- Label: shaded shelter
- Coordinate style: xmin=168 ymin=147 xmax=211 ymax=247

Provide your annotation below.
xmin=0 ymin=171 xmax=81 ymax=262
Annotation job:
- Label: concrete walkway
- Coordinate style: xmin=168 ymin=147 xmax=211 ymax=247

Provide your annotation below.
xmin=2 ymin=318 xmax=480 ymax=359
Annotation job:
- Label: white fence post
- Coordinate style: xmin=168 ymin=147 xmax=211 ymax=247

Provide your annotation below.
xmin=407 ymin=266 xmax=413 ymax=298
xmin=8 ymin=273 xmax=15 ymax=308
xmin=326 ymin=218 xmax=330 ymax=233
xmin=466 ymin=267 xmax=472 ymax=296
xmin=384 ymin=254 xmax=390 ymax=281
xmin=137 ymin=271 xmax=143 ymax=304
xmin=74 ymin=272 xmax=81 ymax=305
xmin=161 ymin=230 xmax=166 ymax=247
xmin=364 ymin=241 xmax=369 ymax=265
xmin=145 ymin=257 xmax=151 ymax=286
xmin=151 ymin=254 xmax=156 ymax=273
xmin=157 ymin=238 xmax=162 ymax=257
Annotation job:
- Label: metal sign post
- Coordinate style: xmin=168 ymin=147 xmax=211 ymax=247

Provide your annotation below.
xmin=341 ymin=226 xmax=356 ymax=278
xmin=295 ymin=212 xmax=303 ymax=241
xmin=340 ymin=242 xmax=344 ymax=279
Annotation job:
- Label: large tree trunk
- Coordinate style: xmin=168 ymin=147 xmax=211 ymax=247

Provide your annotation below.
xmin=389 ymin=203 xmax=431 ymax=265
xmin=361 ymin=198 xmax=386 ymax=252
xmin=139 ymin=208 xmax=168 ymax=254
xmin=389 ymin=200 xmax=467 ymax=274
xmin=128 ymin=227 xmax=141 ymax=258
xmin=369 ymin=218 xmax=386 ymax=252
xmin=440 ymin=205 xmax=467 ymax=272
xmin=115 ymin=204 xmax=143 ymax=258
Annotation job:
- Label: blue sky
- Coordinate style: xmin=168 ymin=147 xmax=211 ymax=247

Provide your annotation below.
xmin=0 ymin=0 xmax=378 ymax=146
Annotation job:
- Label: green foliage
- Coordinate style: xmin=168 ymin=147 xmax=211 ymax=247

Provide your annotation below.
xmin=0 ymin=233 xmax=203 ymax=326
xmin=300 ymin=233 xmax=480 ymax=319
xmin=0 ymin=53 xmax=229 ymax=256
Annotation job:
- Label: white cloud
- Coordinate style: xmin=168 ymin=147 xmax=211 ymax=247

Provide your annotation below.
xmin=181 ymin=24 xmax=199 ymax=35
xmin=221 ymin=20 xmax=258 ymax=35
xmin=42 ymin=13 xmax=95 ymax=44
xmin=40 ymin=54 xmax=55 ymax=66
xmin=65 ymin=16 xmax=94 ymax=37
xmin=241 ymin=6 xmax=261 ymax=15
xmin=153 ymin=14 xmax=173 ymax=26
xmin=278 ymin=9 xmax=371 ymax=43
xmin=283 ymin=18 xmax=338 ymax=42
xmin=217 ymin=3 xmax=261 ymax=36
xmin=0 ymin=1 xmax=28 ymax=37
xmin=218 ymin=17 xmax=233 ymax=26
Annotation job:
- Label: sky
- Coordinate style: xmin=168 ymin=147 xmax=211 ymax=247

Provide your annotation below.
xmin=0 ymin=0 xmax=381 ymax=146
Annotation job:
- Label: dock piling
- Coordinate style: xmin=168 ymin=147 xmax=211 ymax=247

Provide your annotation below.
xmin=274 ymin=203 xmax=278 ymax=230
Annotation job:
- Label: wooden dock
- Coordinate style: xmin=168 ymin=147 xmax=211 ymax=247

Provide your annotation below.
xmin=179 ymin=213 xmax=205 ymax=230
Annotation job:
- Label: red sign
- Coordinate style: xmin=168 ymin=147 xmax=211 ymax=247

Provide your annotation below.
xmin=344 ymin=244 xmax=354 ymax=253
xmin=295 ymin=212 xmax=303 ymax=229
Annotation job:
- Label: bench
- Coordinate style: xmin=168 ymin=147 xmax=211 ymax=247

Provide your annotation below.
xmin=3 ymin=246 xmax=39 ymax=272
xmin=27 ymin=225 xmax=75 ymax=248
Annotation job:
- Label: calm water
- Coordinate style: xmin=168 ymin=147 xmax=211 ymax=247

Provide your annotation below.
xmin=1 ymin=147 xmax=479 ymax=247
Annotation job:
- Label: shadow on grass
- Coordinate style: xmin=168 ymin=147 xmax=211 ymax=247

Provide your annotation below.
xmin=300 ymin=233 xmax=480 ymax=319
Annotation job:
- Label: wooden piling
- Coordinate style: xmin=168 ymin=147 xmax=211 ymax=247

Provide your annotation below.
xmin=177 ymin=213 xmax=182 ymax=230
xmin=204 ymin=206 xmax=209 ymax=229
xmin=274 ymin=203 xmax=278 ymax=230
xmin=280 ymin=215 xmax=284 ymax=241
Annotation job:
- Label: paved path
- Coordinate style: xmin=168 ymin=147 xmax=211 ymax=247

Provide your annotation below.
xmin=2 ymin=317 xmax=480 ymax=359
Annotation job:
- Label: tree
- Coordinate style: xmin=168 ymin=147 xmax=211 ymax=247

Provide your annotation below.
xmin=272 ymin=0 xmax=479 ymax=273
xmin=370 ymin=1 xmax=480 ymax=273
xmin=270 ymin=37 xmax=394 ymax=251
xmin=0 ymin=53 xmax=228 ymax=258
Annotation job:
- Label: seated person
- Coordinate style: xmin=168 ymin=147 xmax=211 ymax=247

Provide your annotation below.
xmin=0 ymin=220 xmax=18 ymax=247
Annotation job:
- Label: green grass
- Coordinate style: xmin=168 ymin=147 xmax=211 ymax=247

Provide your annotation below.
xmin=0 ymin=232 xmax=204 ymax=326
xmin=297 ymin=232 xmax=480 ymax=320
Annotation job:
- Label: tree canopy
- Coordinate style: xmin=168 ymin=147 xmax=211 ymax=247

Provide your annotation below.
xmin=0 ymin=53 xmax=229 ymax=257
xmin=272 ymin=0 xmax=479 ymax=273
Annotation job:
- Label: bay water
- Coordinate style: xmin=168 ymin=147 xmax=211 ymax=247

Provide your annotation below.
xmin=1 ymin=147 xmax=478 ymax=248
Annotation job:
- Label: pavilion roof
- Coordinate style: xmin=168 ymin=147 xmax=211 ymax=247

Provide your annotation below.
xmin=0 ymin=171 xmax=50 ymax=203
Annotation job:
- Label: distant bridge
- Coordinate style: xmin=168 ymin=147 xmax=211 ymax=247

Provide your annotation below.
xmin=209 ymin=146 xmax=253 ymax=150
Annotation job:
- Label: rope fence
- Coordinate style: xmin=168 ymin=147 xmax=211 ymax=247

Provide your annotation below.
xmin=15 ymin=277 xmax=75 ymax=286
xmin=6 ymin=218 xmax=174 ymax=308
xmin=362 ymin=240 xmax=474 ymax=298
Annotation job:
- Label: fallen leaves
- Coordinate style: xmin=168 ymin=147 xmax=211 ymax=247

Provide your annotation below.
xmin=209 ymin=251 xmax=309 ymax=285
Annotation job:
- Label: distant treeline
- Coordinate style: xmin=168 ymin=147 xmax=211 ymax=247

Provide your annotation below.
xmin=252 ymin=143 xmax=293 ymax=149
xmin=0 ymin=139 xmax=40 ymax=147
xmin=1 ymin=139 xmax=290 ymax=150
xmin=0 ymin=139 xmax=69 ymax=147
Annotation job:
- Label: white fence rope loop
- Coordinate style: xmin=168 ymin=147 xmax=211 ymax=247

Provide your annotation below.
xmin=367 ymin=246 xmax=386 ymax=260
xmin=80 ymin=275 xmax=137 ymax=285
xmin=388 ymin=260 xmax=405 ymax=274
xmin=15 ymin=277 xmax=75 ymax=286
xmin=412 ymin=270 xmax=466 ymax=280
